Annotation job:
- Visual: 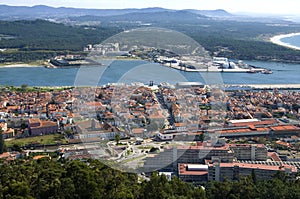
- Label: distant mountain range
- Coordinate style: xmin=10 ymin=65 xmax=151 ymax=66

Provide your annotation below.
xmin=70 ymin=10 xmax=211 ymax=25
xmin=0 ymin=5 xmax=233 ymax=20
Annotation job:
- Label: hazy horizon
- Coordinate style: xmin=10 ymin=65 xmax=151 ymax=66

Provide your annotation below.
xmin=1 ymin=0 xmax=300 ymax=15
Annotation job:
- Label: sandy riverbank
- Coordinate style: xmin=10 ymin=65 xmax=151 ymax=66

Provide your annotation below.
xmin=270 ymin=33 xmax=300 ymax=50
xmin=0 ymin=63 xmax=42 ymax=68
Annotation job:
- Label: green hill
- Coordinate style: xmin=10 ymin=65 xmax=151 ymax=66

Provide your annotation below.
xmin=0 ymin=19 xmax=120 ymax=51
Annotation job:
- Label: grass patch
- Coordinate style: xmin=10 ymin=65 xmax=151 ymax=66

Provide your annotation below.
xmin=1 ymin=85 xmax=74 ymax=92
xmin=5 ymin=134 xmax=67 ymax=147
xmin=137 ymin=146 xmax=153 ymax=150
xmin=121 ymin=154 xmax=147 ymax=164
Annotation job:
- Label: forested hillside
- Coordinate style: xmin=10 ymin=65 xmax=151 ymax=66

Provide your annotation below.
xmin=1 ymin=18 xmax=300 ymax=63
xmin=0 ymin=20 xmax=120 ymax=63
xmin=0 ymin=20 xmax=119 ymax=51
xmin=71 ymin=12 xmax=300 ymax=62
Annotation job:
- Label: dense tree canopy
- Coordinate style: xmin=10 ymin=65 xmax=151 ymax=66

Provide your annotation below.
xmin=0 ymin=158 xmax=299 ymax=199
xmin=0 ymin=128 xmax=7 ymax=154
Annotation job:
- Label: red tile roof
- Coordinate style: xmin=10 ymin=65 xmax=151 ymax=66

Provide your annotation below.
xmin=270 ymin=125 xmax=299 ymax=131
xmin=178 ymin=164 xmax=208 ymax=176
xmin=230 ymin=119 xmax=277 ymax=127
xmin=268 ymin=152 xmax=281 ymax=161
xmin=209 ymin=162 xmax=297 ymax=172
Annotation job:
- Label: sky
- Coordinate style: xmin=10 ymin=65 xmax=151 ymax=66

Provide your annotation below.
xmin=1 ymin=0 xmax=300 ymax=15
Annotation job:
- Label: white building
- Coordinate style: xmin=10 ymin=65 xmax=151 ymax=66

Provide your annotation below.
xmin=156 ymin=132 xmax=173 ymax=141
xmin=212 ymin=57 xmax=229 ymax=67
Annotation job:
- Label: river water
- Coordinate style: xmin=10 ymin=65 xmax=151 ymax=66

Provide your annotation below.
xmin=0 ymin=59 xmax=300 ymax=86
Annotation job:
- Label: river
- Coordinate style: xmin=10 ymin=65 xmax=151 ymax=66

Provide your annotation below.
xmin=1 ymin=59 xmax=300 ymax=86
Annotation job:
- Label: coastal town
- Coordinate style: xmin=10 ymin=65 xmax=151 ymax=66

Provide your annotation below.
xmin=1 ymin=82 xmax=300 ymax=182
xmin=2 ymin=1 xmax=300 ymax=198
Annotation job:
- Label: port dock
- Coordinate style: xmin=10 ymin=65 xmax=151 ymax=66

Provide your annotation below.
xmin=160 ymin=57 xmax=268 ymax=73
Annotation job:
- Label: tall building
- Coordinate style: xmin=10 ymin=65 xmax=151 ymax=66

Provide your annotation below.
xmin=229 ymin=144 xmax=267 ymax=161
xmin=142 ymin=141 xmax=270 ymax=180
xmin=143 ymin=141 xmax=235 ymax=173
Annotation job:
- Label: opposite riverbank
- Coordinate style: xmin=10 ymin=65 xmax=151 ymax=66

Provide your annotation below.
xmin=270 ymin=33 xmax=300 ymax=50
xmin=0 ymin=64 xmax=40 ymax=68
xmin=0 ymin=60 xmax=45 ymax=68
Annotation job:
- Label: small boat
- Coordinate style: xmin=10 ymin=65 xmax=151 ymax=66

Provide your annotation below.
xmin=246 ymin=69 xmax=257 ymax=73
xmin=261 ymin=69 xmax=273 ymax=74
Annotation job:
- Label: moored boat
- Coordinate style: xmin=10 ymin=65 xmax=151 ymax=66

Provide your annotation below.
xmin=261 ymin=69 xmax=273 ymax=74
xmin=246 ymin=69 xmax=258 ymax=73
